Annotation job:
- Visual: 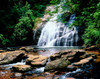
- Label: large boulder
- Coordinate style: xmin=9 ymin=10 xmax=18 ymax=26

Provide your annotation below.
xmin=12 ymin=65 xmax=32 ymax=72
xmin=26 ymin=55 xmax=48 ymax=66
xmin=0 ymin=50 xmax=25 ymax=64
xmin=44 ymin=58 xmax=71 ymax=71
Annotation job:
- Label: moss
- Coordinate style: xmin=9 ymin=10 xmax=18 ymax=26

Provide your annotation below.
xmin=33 ymin=18 xmax=42 ymax=30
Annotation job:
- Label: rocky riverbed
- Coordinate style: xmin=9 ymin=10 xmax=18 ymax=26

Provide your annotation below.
xmin=0 ymin=46 xmax=100 ymax=79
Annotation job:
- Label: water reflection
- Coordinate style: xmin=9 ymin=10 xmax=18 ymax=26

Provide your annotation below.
xmin=34 ymin=46 xmax=84 ymax=56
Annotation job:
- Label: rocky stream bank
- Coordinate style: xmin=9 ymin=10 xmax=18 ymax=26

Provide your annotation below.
xmin=0 ymin=46 xmax=100 ymax=79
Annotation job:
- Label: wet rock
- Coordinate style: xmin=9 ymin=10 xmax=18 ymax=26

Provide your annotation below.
xmin=44 ymin=72 xmax=51 ymax=76
xmin=66 ymin=77 xmax=75 ymax=79
xmin=31 ymin=76 xmax=46 ymax=79
xmin=19 ymin=46 xmax=34 ymax=52
xmin=85 ymin=43 xmax=100 ymax=51
xmin=33 ymin=6 xmax=56 ymax=45
xmin=44 ymin=58 xmax=71 ymax=71
xmin=0 ymin=50 xmax=6 ymax=53
xmin=41 ymin=5 xmax=55 ymax=22
xmin=5 ymin=47 xmax=19 ymax=51
xmin=50 ymin=49 xmax=85 ymax=62
xmin=45 ymin=50 xmax=87 ymax=71
xmin=26 ymin=55 xmax=48 ymax=66
xmin=0 ymin=50 xmax=25 ymax=64
xmin=50 ymin=53 xmax=61 ymax=60
xmin=54 ymin=76 xmax=59 ymax=79
xmin=73 ymin=56 xmax=94 ymax=66
xmin=54 ymin=71 xmax=62 ymax=75
xmin=67 ymin=65 xmax=78 ymax=71
xmin=50 ymin=50 xmax=73 ymax=60
xmin=80 ymin=53 xmax=97 ymax=59
xmin=58 ymin=11 xmax=71 ymax=22
xmin=15 ymin=73 xmax=22 ymax=77
xmin=44 ymin=72 xmax=54 ymax=79
xmin=12 ymin=65 xmax=32 ymax=72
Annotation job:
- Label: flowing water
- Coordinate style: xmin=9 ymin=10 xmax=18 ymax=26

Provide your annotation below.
xmin=37 ymin=14 xmax=79 ymax=46
xmin=59 ymin=64 xmax=94 ymax=79
xmin=34 ymin=46 xmax=84 ymax=56
xmin=0 ymin=59 xmax=26 ymax=70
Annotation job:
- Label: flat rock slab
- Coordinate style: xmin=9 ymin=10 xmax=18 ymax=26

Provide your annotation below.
xmin=12 ymin=65 xmax=32 ymax=72
xmin=73 ymin=56 xmax=93 ymax=66
xmin=26 ymin=55 xmax=48 ymax=66
xmin=50 ymin=49 xmax=85 ymax=61
xmin=0 ymin=50 xmax=25 ymax=64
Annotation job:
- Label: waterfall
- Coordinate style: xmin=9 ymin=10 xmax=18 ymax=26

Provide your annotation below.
xmin=37 ymin=13 xmax=79 ymax=47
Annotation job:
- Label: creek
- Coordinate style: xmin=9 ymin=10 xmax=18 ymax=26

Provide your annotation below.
xmin=0 ymin=46 xmax=99 ymax=79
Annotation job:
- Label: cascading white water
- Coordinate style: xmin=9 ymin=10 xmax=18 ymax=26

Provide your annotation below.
xmin=59 ymin=64 xmax=94 ymax=79
xmin=37 ymin=13 xmax=79 ymax=46
xmin=1 ymin=59 xmax=26 ymax=69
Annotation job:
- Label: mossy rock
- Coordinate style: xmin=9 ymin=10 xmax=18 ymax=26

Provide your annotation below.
xmin=44 ymin=58 xmax=71 ymax=71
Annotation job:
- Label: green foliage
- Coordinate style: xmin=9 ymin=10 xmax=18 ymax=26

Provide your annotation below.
xmin=64 ymin=0 xmax=100 ymax=46
xmin=0 ymin=34 xmax=10 ymax=46
xmin=82 ymin=25 xmax=100 ymax=46
xmin=0 ymin=0 xmax=50 ymax=47
xmin=13 ymin=2 xmax=33 ymax=43
xmin=50 ymin=0 xmax=60 ymax=4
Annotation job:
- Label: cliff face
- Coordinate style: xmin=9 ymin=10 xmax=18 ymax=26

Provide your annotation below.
xmin=33 ymin=5 xmax=56 ymax=45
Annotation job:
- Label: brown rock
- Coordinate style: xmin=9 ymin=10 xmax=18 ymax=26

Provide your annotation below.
xmin=26 ymin=55 xmax=40 ymax=62
xmin=73 ymin=56 xmax=93 ymax=66
xmin=19 ymin=46 xmax=34 ymax=52
xmin=54 ymin=76 xmax=59 ymax=79
xmin=0 ymin=50 xmax=25 ymax=64
xmin=41 ymin=14 xmax=50 ymax=22
xmin=85 ymin=43 xmax=100 ymax=51
xmin=0 ymin=50 xmax=6 ymax=53
xmin=66 ymin=77 xmax=75 ymax=79
xmin=32 ymin=76 xmax=46 ymax=79
xmin=67 ymin=65 xmax=78 ymax=71
xmin=26 ymin=55 xmax=48 ymax=66
xmin=15 ymin=73 xmax=22 ymax=77
xmin=12 ymin=65 xmax=32 ymax=72
xmin=44 ymin=72 xmax=51 ymax=75
xmin=80 ymin=53 xmax=97 ymax=59
xmin=50 ymin=49 xmax=85 ymax=62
